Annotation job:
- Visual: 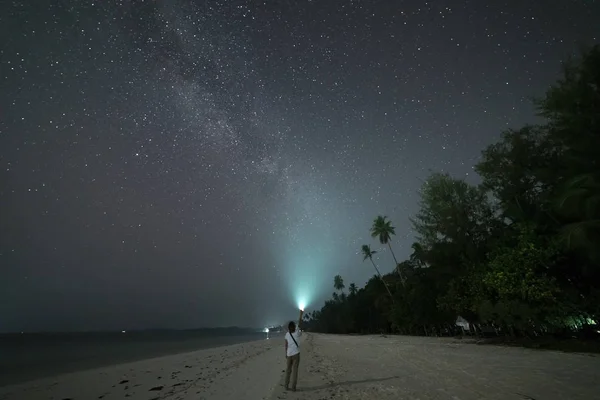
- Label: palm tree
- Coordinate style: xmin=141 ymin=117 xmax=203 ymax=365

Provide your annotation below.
xmin=410 ymin=242 xmax=427 ymax=268
xmin=361 ymin=244 xmax=394 ymax=300
xmin=370 ymin=215 xmax=403 ymax=281
xmin=333 ymin=274 xmax=345 ymax=293
xmin=348 ymin=283 xmax=358 ymax=296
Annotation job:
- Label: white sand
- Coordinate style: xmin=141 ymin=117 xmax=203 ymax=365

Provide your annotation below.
xmin=273 ymin=334 xmax=600 ymax=400
xmin=0 ymin=338 xmax=285 ymax=400
xmin=2 ymin=333 xmax=599 ymax=400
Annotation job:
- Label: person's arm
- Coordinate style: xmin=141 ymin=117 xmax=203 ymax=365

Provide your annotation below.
xmin=297 ymin=310 xmax=304 ymax=337
xmin=284 ymin=334 xmax=288 ymax=357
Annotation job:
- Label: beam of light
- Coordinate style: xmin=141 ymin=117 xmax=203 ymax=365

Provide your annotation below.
xmin=286 ymin=255 xmax=319 ymax=313
xmin=279 ymin=173 xmax=342 ymax=316
xmin=297 ymin=297 xmax=306 ymax=311
xmin=285 ymin=255 xmax=327 ymax=315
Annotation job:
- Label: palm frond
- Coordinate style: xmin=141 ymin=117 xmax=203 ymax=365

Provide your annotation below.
xmin=584 ymin=194 xmax=600 ymax=219
xmin=361 ymin=244 xmax=376 ymax=261
xmin=554 ymin=173 xmax=600 ymax=219
xmin=370 ymin=215 xmax=396 ymax=244
xmin=555 ymin=187 xmax=590 ymax=210
xmin=559 ymin=219 xmax=600 ymax=249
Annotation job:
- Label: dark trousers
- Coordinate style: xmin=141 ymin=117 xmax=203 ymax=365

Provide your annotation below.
xmin=285 ymin=353 xmax=300 ymax=389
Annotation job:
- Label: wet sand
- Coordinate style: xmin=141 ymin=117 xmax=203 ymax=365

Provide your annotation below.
xmin=0 ymin=338 xmax=284 ymax=400
xmin=1 ymin=333 xmax=599 ymax=400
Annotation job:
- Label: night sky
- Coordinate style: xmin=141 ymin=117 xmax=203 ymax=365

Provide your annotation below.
xmin=1 ymin=1 xmax=599 ymax=332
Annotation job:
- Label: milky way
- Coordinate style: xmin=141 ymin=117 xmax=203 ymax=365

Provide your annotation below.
xmin=1 ymin=1 xmax=599 ymax=331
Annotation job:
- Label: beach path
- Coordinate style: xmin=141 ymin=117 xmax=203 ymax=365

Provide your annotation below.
xmin=271 ymin=333 xmax=600 ymax=400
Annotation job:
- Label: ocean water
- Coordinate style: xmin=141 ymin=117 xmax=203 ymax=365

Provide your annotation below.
xmin=0 ymin=329 xmax=277 ymax=387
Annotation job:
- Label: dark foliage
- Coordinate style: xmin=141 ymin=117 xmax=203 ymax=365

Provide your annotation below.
xmin=304 ymin=46 xmax=600 ymax=339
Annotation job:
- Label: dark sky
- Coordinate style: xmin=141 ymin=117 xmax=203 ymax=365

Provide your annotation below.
xmin=1 ymin=1 xmax=599 ymax=332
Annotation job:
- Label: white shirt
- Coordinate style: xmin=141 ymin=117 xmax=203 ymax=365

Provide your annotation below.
xmin=285 ymin=330 xmax=302 ymax=356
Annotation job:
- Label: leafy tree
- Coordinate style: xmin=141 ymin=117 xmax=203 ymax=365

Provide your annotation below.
xmin=475 ymin=126 xmax=560 ymax=224
xmin=412 ymin=173 xmax=495 ymax=255
xmin=479 ymin=225 xmax=564 ymax=332
xmin=537 ymin=46 xmax=600 ymax=177
xmin=305 ymin=46 xmax=600 ymax=340
xmin=554 ymin=173 xmax=600 ymax=261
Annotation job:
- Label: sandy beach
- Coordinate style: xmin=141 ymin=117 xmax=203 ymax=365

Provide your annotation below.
xmin=0 ymin=337 xmax=285 ymax=400
xmin=277 ymin=334 xmax=600 ymax=400
xmin=1 ymin=333 xmax=599 ymax=400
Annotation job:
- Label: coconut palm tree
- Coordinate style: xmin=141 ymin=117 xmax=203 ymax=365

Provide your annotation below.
xmin=361 ymin=244 xmax=394 ymax=300
xmin=333 ymin=274 xmax=345 ymax=292
xmin=348 ymin=283 xmax=358 ymax=296
xmin=370 ymin=215 xmax=405 ymax=284
xmin=409 ymin=242 xmax=427 ymax=268
xmin=333 ymin=275 xmax=346 ymax=302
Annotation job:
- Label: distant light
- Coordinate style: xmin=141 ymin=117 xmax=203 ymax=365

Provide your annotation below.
xmin=122 ymin=330 xmax=126 ymax=334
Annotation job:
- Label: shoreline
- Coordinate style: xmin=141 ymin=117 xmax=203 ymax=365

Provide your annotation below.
xmin=2 ymin=333 xmax=599 ymax=399
xmin=1 ymin=333 xmax=279 ymax=388
xmin=0 ymin=337 xmax=285 ymax=400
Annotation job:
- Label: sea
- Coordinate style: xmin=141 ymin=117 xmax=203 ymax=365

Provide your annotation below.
xmin=0 ymin=328 xmax=280 ymax=387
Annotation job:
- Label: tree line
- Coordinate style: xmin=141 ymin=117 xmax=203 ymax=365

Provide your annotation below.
xmin=302 ymin=46 xmax=600 ymax=339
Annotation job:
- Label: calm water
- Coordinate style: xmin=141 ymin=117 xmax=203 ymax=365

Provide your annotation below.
xmin=0 ymin=330 xmax=278 ymax=387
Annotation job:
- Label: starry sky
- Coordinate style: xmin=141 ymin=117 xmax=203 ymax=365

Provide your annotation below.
xmin=1 ymin=1 xmax=599 ymax=332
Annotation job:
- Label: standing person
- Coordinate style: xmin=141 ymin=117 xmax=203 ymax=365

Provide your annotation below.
xmin=284 ymin=309 xmax=304 ymax=391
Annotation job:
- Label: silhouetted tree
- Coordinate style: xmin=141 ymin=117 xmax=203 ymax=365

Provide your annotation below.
xmin=370 ymin=216 xmax=404 ymax=283
xmin=361 ymin=244 xmax=394 ymax=300
xmin=306 ymin=47 xmax=600 ymax=338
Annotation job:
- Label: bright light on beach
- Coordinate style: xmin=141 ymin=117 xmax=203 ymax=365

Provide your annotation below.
xmin=297 ymin=298 xmax=307 ymax=311
xmin=295 ymin=290 xmax=313 ymax=312
xmin=285 ymin=257 xmax=323 ymax=316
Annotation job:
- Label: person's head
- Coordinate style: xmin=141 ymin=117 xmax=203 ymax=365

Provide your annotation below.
xmin=288 ymin=321 xmax=296 ymax=333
